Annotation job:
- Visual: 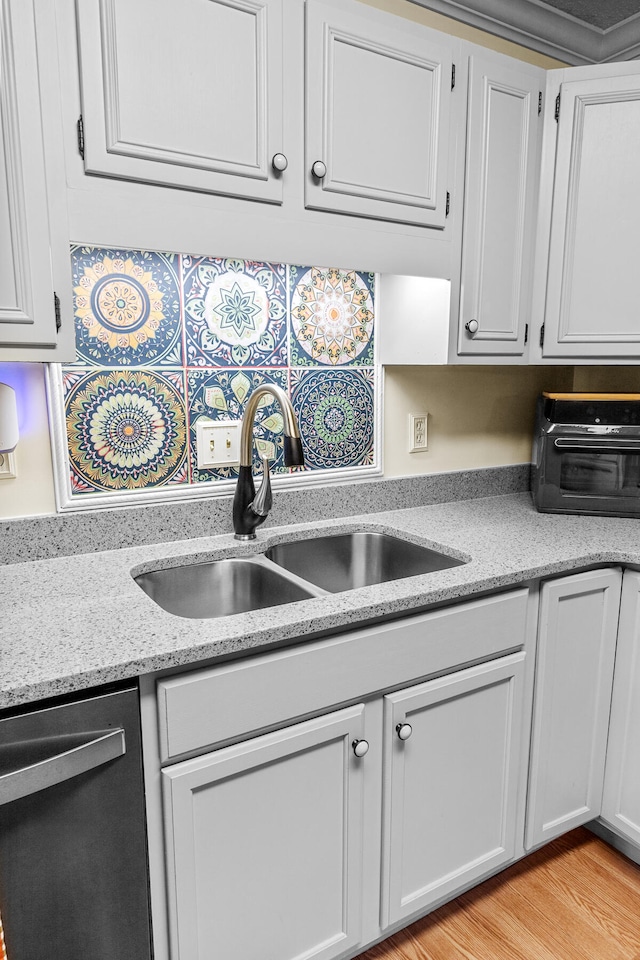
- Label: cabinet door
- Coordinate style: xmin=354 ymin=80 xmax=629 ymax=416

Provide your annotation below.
xmin=602 ymin=570 xmax=640 ymax=845
xmin=162 ymin=704 xmax=366 ymax=960
xmin=526 ymin=568 xmax=621 ymax=849
xmin=75 ymin=0 xmax=284 ymax=202
xmin=381 ymin=652 xmax=526 ymax=929
xmin=305 ymin=0 xmax=453 ymax=227
xmin=459 ymin=55 xmax=542 ymax=357
xmin=0 ymin=0 xmax=72 ymax=357
xmin=542 ymin=73 xmax=640 ymax=358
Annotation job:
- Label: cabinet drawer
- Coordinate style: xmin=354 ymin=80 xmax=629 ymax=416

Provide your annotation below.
xmin=156 ymin=588 xmax=530 ymax=762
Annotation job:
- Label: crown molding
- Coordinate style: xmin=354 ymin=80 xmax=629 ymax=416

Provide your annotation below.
xmin=408 ymin=0 xmax=640 ymax=64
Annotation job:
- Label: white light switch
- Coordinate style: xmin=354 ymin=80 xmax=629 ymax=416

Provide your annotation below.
xmin=195 ymin=419 xmax=241 ymax=469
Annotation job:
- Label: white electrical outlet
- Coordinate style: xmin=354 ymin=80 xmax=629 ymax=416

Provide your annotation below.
xmin=409 ymin=413 xmax=428 ymax=453
xmin=0 ymin=450 xmax=16 ymax=479
xmin=195 ymin=419 xmax=241 ymax=469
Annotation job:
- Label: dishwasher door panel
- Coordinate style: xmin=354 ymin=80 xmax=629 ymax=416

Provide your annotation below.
xmin=0 ymin=686 xmax=152 ymax=960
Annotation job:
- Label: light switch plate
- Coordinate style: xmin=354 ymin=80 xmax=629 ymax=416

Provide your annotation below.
xmin=0 ymin=450 xmax=16 ymax=479
xmin=195 ymin=419 xmax=241 ymax=469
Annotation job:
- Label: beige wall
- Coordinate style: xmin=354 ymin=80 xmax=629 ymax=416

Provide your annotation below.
xmin=383 ymin=365 xmax=640 ymax=477
xmin=383 ymin=366 xmax=575 ymax=476
xmin=572 ymin=367 xmax=640 ymax=394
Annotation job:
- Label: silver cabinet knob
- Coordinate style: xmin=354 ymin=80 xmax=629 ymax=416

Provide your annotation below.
xmin=272 ymin=153 xmax=288 ymax=172
xmin=396 ymin=722 xmax=413 ymax=741
xmin=352 ymin=738 xmax=369 ymax=758
xmin=465 ymin=319 xmax=479 ymax=336
xmin=311 ymin=160 xmax=327 ymax=179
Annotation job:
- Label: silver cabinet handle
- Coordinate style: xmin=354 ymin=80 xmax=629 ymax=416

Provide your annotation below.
xmin=0 ymin=728 xmax=125 ymax=805
xmin=352 ymin=738 xmax=369 ymax=758
xmin=272 ymin=153 xmax=288 ymax=172
xmin=396 ymin=722 xmax=413 ymax=741
xmin=465 ymin=319 xmax=479 ymax=336
xmin=311 ymin=160 xmax=327 ymax=179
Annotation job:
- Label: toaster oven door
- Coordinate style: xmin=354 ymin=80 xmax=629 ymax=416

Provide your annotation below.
xmin=535 ymin=437 xmax=640 ymax=516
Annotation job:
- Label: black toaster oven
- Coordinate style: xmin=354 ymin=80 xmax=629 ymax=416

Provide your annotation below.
xmin=532 ymin=393 xmax=640 ymax=518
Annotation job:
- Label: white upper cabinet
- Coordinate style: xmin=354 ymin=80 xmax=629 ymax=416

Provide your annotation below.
xmin=377 ymin=48 xmax=544 ymax=365
xmin=62 ymin=0 xmax=462 ymax=275
xmin=535 ymin=64 xmax=640 ymax=360
xmin=75 ymin=0 xmax=284 ymax=202
xmin=305 ymin=0 xmax=454 ymax=227
xmin=0 ymin=0 xmax=73 ymax=361
xmin=458 ymin=53 xmax=543 ymax=359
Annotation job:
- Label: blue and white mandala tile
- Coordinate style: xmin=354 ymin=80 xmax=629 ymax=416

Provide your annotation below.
xmin=63 ymin=368 xmax=188 ymax=494
xmin=291 ymin=368 xmax=375 ymax=471
xmin=289 ymin=265 xmax=375 ymax=367
xmin=183 ymin=257 xmax=287 ymax=367
xmin=70 ymin=247 xmax=182 ymax=366
xmin=186 ymin=368 xmax=289 ymax=482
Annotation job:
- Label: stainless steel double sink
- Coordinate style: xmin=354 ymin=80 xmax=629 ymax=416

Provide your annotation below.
xmin=134 ymin=531 xmax=465 ymax=620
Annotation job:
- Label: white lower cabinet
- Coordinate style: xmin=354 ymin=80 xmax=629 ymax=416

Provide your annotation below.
xmin=526 ymin=568 xmax=622 ymax=849
xmin=148 ymin=588 xmax=534 ymax=960
xmin=145 ymin=569 xmax=640 ymax=960
xmin=381 ymin=653 xmax=527 ymax=928
xmin=601 ymin=570 xmax=640 ymax=845
xmin=162 ymin=703 xmax=366 ymax=960
xmin=161 ymin=655 xmax=529 ymax=960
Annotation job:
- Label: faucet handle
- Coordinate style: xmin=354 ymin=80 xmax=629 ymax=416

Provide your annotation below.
xmin=251 ymin=458 xmax=272 ymax=518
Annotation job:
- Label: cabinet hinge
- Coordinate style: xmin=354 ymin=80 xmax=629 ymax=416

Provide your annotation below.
xmin=539 ymin=323 xmax=545 ymax=348
xmin=538 ymin=92 xmax=543 ymax=115
xmin=554 ymin=94 xmax=560 ymax=122
xmin=77 ymin=115 xmax=85 ymax=158
xmin=451 ymin=63 xmax=456 ymax=90
xmin=446 ymin=191 xmax=450 ymax=217
xmin=54 ymin=292 xmax=61 ymax=332
xmin=524 ymin=323 xmax=529 ymax=344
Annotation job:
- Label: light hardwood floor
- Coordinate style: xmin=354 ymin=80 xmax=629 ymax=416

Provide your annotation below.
xmin=356 ymin=828 xmax=640 ymax=960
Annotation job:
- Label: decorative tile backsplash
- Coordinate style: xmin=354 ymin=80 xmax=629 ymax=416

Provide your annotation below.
xmin=55 ymin=246 xmax=378 ymax=503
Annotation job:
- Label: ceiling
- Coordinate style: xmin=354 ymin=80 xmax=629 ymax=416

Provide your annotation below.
xmin=409 ymin=0 xmax=640 ymax=63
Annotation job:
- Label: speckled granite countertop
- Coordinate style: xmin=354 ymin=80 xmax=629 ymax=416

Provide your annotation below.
xmin=2 ymin=491 xmax=639 ymax=709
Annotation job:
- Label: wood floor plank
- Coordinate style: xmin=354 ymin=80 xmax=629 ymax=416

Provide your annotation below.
xmin=540 ymin=848 xmax=640 ymax=951
xmin=355 ymin=829 xmax=640 ymax=960
xmin=578 ymin=833 xmax=640 ymax=890
xmin=455 ymin=863 xmax=610 ymax=960
xmin=517 ymin=865 xmax=638 ymax=958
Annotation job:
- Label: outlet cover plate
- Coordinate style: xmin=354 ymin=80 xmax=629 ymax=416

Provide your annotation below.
xmin=0 ymin=450 xmax=16 ymax=479
xmin=409 ymin=413 xmax=428 ymax=453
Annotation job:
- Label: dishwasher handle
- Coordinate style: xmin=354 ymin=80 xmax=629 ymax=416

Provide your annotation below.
xmin=0 ymin=728 xmax=126 ymax=805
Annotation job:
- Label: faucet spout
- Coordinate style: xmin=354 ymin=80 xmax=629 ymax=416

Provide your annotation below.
xmin=233 ymin=384 xmax=304 ymax=540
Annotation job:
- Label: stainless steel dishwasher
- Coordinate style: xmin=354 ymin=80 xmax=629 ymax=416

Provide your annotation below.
xmin=0 ymin=682 xmax=152 ymax=959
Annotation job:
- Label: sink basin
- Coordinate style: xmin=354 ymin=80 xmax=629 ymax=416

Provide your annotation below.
xmin=266 ymin=532 xmax=464 ymax=593
xmin=135 ymin=558 xmax=316 ymax=619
